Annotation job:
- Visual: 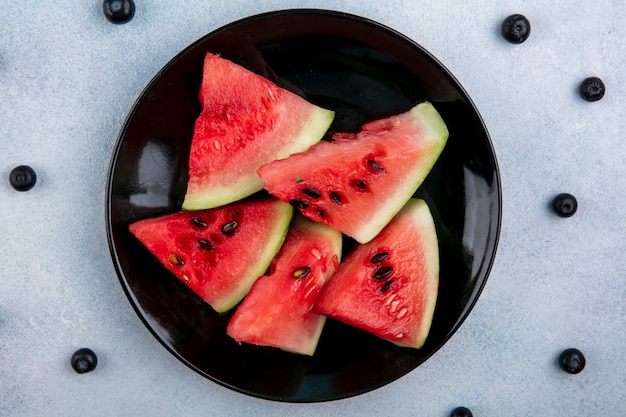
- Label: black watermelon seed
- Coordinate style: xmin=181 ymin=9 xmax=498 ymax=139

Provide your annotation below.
xmin=370 ymin=252 xmax=389 ymax=264
xmin=292 ymin=266 xmax=311 ymax=279
xmin=71 ymin=348 xmax=98 ymax=374
xmin=168 ymin=254 xmax=184 ymax=265
xmin=189 ymin=217 xmax=207 ymax=228
xmin=103 ymin=0 xmax=135 ymax=24
xmin=373 ymin=266 xmax=393 ymax=280
xmin=301 ymin=187 xmax=321 ymax=198
xmin=289 ymin=199 xmax=309 ymax=209
xmin=501 ymin=14 xmax=531 ymax=43
xmin=350 ymin=179 xmax=368 ymax=190
xmin=9 ymin=165 xmax=37 ymax=191
xmin=450 ymin=406 xmax=473 ymax=417
xmin=552 ymin=193 xmax=578 ymax=217
xmin=381 ymin=280 xmax=393 ymax=292
xmin=317 ymin=209 xmax=327 ymax=219
xmin=221 ymin=221 xmax=238 ymax=235
xmin=198 ymin=239 xmax=214 ymax=250
xmin=366 ymin=159 xmax=385 ymax=173
xmin=329 ymin=192 xmax=342 ymax=205
xmin=559 ymin=348 xmax=586 ymax=374
xmin=579 ymin=77 xmax=605 ymax=102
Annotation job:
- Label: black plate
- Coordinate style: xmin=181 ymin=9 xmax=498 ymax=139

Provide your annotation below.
xmin=106 ymin=9 xmax=501 ymax=402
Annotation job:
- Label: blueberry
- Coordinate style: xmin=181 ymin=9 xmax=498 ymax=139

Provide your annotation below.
xmin=559 ymin=348 xmax=586 ymax=374
xmin=501 ymin=14 xmax=531 ymax=43
xmin=450 ymin=406 xmax=473 ymax=417
xmin=579 ymin=77 xmax=605 ymax=102
xmin=71 ymin=348 xmax=98 ymax=374
xmin=103 ymin=0 xmax=135 ymax=24
xmin=9 ymin=165 xmax=37 ymax=191
xmin=552 ymin=193 xmax=578 ymax=217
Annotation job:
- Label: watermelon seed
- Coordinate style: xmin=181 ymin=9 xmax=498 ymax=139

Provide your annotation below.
xmin=366 ymin=159 xmax=385 ymax=173
xmin=373 ymin=266 xmax=393 ymax=280
xmin=310 ymin=248 xmax=322 ymax=260
xmin=289 ymin=199 xmax=309 ymax=209
xmin=221 ymin=221 xmax=238 ymax=236
xmin=396 ymin=308 xmax=408 ymax=319
xmin=381 ymin=279 xmax=393 ymax=292
xmin=370 ymin=252 xmax=389 ymax=264
xmin=292 ymin=266 xmax=311 ymax=279
xmin=329 ymin=192 xmax=342 ymax=205
xmin=350 ymin=179 xmax=367 ymax=191
xmin=302 ymin=187 xmax=321 ymax=198
xmin=317 ymin=209 xmax=327 ymax=219
xmin=198 ymin=239 xmax=214 ymax=250
xmin=168 ymin=254 xmax=184 ymax=266
xmin=189 ymin=217 xmax=207 ymax=228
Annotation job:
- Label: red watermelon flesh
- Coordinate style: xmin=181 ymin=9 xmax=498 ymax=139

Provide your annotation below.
xmin=227 ymin=216 xmax=342 ymax=356
xmin=315 ymin=198 xmax=439 ymax=349
xmin=257 ymin=101 xmax=448 ymax=244
xmin=182 ymin=53 xmax=335 ymax=211
xmin=128 ymin=197 xmax=293 ymax=313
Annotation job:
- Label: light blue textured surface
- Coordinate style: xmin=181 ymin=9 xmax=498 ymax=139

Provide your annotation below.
xmin=1 ymin=1 xmax=625 ymax=416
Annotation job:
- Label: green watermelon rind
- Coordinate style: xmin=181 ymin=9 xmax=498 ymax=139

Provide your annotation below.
xmin=351 ymin=102 xmax=449 ymax=244
xmin=212 ymin=202 xmax=295 ymax=313
xmin=181 ymin=105 xmax=335 ymax=211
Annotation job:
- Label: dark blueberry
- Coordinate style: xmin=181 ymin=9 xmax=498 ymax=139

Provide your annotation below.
xmin=9 ymin=165 xmax=37 ymax=191
xmin=501 ymin=14 xmax=531 ymax=43
xmin=450 ymin=406 xmax=473 ymax=417
xmin=559 ymin=348 xmax=586 ymax=374
xmin=71 ymin=348 xmax=98 ymax=374
xmin=552 ymin=193 xmax=578 ymax=217
xmin=103 ymin=0 xmax=135 ymax=24
xmin=579 ymin=77 xmax=605 ymax=102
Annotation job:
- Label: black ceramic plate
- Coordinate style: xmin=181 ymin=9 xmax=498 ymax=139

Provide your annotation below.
xmin=106 ymin=9 xmax=501 ymax=402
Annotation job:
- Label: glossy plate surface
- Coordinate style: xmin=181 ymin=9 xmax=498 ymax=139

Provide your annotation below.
xmin=106 ymin=9 xmax=501 ymax=402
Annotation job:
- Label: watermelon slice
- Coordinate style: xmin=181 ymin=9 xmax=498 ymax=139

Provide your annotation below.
xmin=227 ymin=216 xmax=342 ymax=356
xmin=315 ymin=198 xmax=439 ymax=349
xmin=257 ymin=101 xmax=448 ymax=244
xmin=128 ymin=197 xmax=293 ymax=313
xmin=182 ymin=53 xmax=335 ymax=211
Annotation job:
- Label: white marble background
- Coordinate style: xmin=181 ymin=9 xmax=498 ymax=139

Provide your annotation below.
xmin=1 ymin=1 xmax=624 ymax=416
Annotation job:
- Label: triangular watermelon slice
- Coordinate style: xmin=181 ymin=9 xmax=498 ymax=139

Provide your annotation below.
xmin=128 ymin=197 xmax=293 ymax=313
xmin=227 ymin=216 xmax=342 ymax=356
xmin=182 ymin=53 xmax=335 ymax=211
xmin=315 ymin=198 xmax=439 ymax=349
xmin=257 ymin=101 xmax=448 ymax=244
